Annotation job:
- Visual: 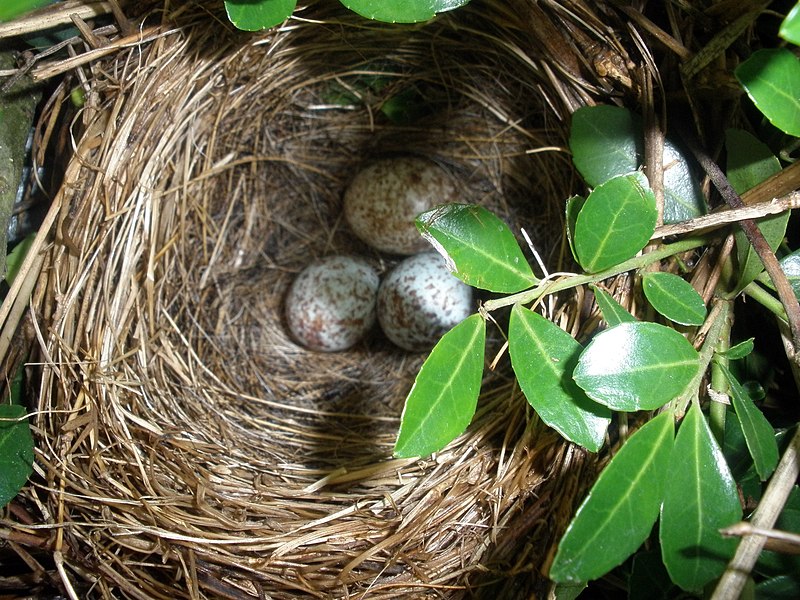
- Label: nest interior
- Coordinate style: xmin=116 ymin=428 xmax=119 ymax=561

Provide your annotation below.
xmin=5 ymin=1 xmax=641 ymax=598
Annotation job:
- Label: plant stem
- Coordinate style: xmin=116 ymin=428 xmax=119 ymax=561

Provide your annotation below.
xmin=668 ymin=298 xmax=732 ymax=419
xmin=712 ymin=426 xmax=800 ymax=600
xmin=741 ymin=281 xmax=788 ymax=322
xmin=482 ymin=236 xmax=709 ymax=313
xmin=678 ymin=128 xmax=800 ymax=363
xmin=708 ymin=311 xmax=733 ymax=446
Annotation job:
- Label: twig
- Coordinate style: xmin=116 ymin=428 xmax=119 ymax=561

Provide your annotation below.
xmin=678 ymin=129 xmax=800 ymax=362
xmin=720 ymin=522 xmax=800 ymax=555
xmin=651 ymin=192 xmax=800 ymax=239
xmin=0 ymin=1 xmax=114 ymax=39
xmin=482 ymin=235 xmax=709 ymax=313
xmin=712 ymin=427 xmax=800 ymax=599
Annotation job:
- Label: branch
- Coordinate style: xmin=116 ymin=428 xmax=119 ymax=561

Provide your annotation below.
xmin=678 ymin=129 xmax=800 ymax=362
xmin=712 ymin=426 xmax=800 ymax=599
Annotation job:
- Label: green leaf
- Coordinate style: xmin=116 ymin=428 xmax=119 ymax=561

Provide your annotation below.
xmin=719 ymin=364 xmax=779 ymax=480
xmin=509 ymin=305 xmax=611 ymax=452
xmin=662 ymin=139 xmax=707 ymax=224
xmin=642 ymin=272 xmax=707 ymax=326
xmin=339 ymin=0 xmax=470 ymax=23
xmin=778 ymin=249 xmax=800 ymax=299
xmin=570 ymin=105 xmax=642 ymax=186
xmin=726 ymin=129 xmax=783 ymax=193
xmin=5 ymin=234 xmax=34 ymax=286
xmin=394 ymin=314 xmax=485 ymax=458
xmin=573 ymin=172 xmax=657 ymax=273
xmin=660 ymin=403 xmax=741 ymax=592
xmin=0 ymin=0 xmax=51 ymax=21
xmin=573 ymin=322 xmax=699 ymax=411
xmin=549 ymin=412 xmax=675 ymax=583
xmin=780 ymin=2 xmax=800 ymax=45
xmin=224 ymin=0 xmax=297 ymax=31
xmin=720 ymin=338 xmax=755 ymax=360
xmin=756 ymin=576 xmax=800 ymax=600
xmin=735 ymin=49 xmax=800 ymax=136
xmin=552 ymin=583 xmax=587 ymax=600
xmin=0 ymin=404 xmax=33 ymax=508
xmin=569 ymin=106 xmax=704 ymax=223
xmin=590 ymin=284 xmax=637 ymax=326
xmin=756 ymin=505 xmax=800 ymax=580
xmin=726 ymin=129 xmax=786 ymax=291
xmin=416 ymin=204 xmax=536 ymax=293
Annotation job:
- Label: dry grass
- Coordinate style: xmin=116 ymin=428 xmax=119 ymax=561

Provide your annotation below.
xmin=1 ymin=0 xmax=645 ymax=597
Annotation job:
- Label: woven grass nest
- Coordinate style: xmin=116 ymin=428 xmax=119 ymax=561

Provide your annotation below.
xmin=3 ymin=0 xmax=645 ymax=597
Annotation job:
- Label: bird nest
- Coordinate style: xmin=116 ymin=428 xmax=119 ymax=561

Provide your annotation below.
xmin=2 ymin=0 xmax=643 ymax=597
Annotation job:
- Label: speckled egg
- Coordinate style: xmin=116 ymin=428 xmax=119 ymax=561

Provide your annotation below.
xmin=377 ymin=251 xmax=473 ymax=352
xmin=285 ymin=256 xmax=380 ymax=352
xmin=343 ymin=157 xmax=457 ymax=255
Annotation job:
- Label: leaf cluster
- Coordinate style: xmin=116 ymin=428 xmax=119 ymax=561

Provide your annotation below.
xmin=394 ymin=6 xmax=800 ymax=593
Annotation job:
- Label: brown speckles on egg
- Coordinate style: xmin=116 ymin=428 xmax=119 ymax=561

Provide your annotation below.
xmin=344 ymin=157 xmax=457 ymax=255
xmin=377 ymin=252 xmax=473 ymax=352
xmin=285 ymin=256 xmax=380 ymax=352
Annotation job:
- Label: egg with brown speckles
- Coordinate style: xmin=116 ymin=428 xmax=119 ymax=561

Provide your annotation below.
xmin=377 ymin=251 xmax=473 ymax=352
xmin=344 ymin=157 xmax=457 ymax=255
xmin=285 ymin=256 xmax=380 ymax=352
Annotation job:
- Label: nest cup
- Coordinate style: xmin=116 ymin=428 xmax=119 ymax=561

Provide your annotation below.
xmin=7 ymin=1 xmax=640 ymax=597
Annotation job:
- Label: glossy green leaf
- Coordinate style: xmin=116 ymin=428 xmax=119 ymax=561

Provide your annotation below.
xmin=720 ymin=338 xmax=755 ymax=360
xmin=736 ymin=49 xmax=800 ymax=136
xmin=224 ymin=0 xmax=296 ymax=31
xmin=726 ymin=129 xmax=786 ymax=291
xmin=570 ymin=105 xmax=642 ymax=186
xmin=509 ymin=305 xmax=610 ymax=452
xmin=0 ymin=404 xmax=33 ymax=508
xmin=340 ymin=0 xmax=470 ymax=23
xmin=394 ymin=314 xmax=485 ymax=458
xmin=722 ymin=409 xmax=755 ymax=482
xmin=642 ymin=272 xmax=707 ymax=326
xmin=574 ymin=172 xmax=657 ymax=273
xmin=662 ymin=139 xmax=707 ymax=223
xmin=660 ymin=403 xmax=741 ymax=592
xmin=574 ymin=322 xmax=699 ymax=411
xmin=569 ymin=105 xmax=704 ymax=223
xmin=550 ymin=412 xmax=675 ymax=583
xmin=778 ymin=249 xmax=800 ymax=300
xmin=780 ymin=3 xmax=800 ymax=45
xmin=590 ymin=284 xmax=636 ymax=326
xmin=719 ymin=364 xmax=779 ymax=480
xmin=416 ymin=204 xmax=536 ymax=293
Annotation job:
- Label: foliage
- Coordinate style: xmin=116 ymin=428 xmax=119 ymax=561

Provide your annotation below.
xmin=224 ymin=0 xmax=470 ymax=30
xmin=735 ymin=49 xmax=800 ymax=137
xmin=0 ymin=0 xmax=51 ymax=22
xmin=0 ymin=364 xmax=33 ymax=508
xmin=394 ymin=4 xmax=800 ymax=587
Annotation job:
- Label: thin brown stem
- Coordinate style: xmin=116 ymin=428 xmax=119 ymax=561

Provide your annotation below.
xmin=679 ymin=127 xmax=800 ymax=362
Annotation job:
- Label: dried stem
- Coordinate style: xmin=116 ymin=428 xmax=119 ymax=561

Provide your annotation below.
xmin=678 ymin=127 xmax=800 ymax=363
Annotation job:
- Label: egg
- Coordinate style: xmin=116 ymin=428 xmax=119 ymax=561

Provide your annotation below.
xmin=285 ymin=255 xmax=380 ymax=352
xmin=377 ymin=251 xmax=473 ymax=352
xmin=343 ymin=156 xmax=457 ymax=255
